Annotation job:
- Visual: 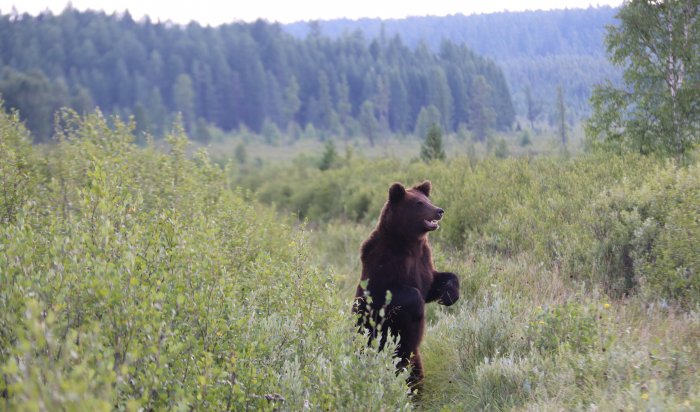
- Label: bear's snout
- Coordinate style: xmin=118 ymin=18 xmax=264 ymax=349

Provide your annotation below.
xmin=436 ymin=208 xmax=444 ymax=219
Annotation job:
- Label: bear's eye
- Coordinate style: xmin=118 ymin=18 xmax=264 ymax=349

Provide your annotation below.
xmin=416 ymin=201 xmax=424 ymax=207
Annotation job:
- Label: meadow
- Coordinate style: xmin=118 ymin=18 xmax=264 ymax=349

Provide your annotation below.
xmin=2 ymin=107 xmax=699 ymax=410
xmin=234 ymin=136 xmax=700 ymax=410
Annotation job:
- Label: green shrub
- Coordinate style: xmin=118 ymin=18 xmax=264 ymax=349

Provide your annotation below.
xmin=0 ymin=109 xmax=409 ymax=410
xmin=590 ymin=162 xmax=700 ymax=305
xmin=530 ymin=302 xmax=605 ymax=355
xmin=0 ymin=104 xmax=37 ymax=224
xmin=238 ymin=147 xmax=700 ymax=309
xmin=246 ymin=157 xmax=429 ymax=224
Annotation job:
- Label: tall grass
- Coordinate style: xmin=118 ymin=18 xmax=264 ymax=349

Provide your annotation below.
xmin=237 ymin=144 xmax=700 ymax=410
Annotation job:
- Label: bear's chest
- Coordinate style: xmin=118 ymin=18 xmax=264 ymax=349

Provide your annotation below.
xmin=398 ymin=254 xmax=433 ymax=293
xmin=362 ymin=239 xmax=434 ymax=296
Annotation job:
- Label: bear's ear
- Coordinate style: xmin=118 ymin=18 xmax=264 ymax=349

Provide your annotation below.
xmin=413 ymin=180 xmax=431 ymax=197
xmin=388 ymin=183 xmax=406 ymax=203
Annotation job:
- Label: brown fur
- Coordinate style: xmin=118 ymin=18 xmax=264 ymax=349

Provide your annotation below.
xmin=354 ymin=180 xmax=459 ymax=389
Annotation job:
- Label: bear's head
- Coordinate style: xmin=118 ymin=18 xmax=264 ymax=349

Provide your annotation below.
xmin=379 ymin=180 xmax=445 ymax=238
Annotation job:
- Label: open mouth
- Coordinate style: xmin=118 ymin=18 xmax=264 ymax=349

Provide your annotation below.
xmin=424 ymin=219 xmax=440 ymax=230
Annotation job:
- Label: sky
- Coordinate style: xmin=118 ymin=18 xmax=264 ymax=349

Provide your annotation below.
xmin=2 ymin=0 xmax=622 ymax=25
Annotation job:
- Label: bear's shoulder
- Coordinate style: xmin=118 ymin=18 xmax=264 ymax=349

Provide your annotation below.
xmin=360 ymin=230 xmax=381 ymax=261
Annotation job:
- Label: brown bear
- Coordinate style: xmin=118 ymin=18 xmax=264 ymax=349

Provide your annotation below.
xmin=353 ymin=180 xmax=459 ymax=388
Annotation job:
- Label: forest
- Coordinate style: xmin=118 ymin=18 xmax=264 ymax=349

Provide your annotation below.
xmin=1 ymin=2 xmax=700 ymax=411
xmin=285 ymin=7 xmax=623 ymax=120
xmin=0 ymin=8 xmax=513 ymax=142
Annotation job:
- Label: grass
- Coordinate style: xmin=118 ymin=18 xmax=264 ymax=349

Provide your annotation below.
xmin=281 ymin=145 xmax=700 ymax=410
xmin=302 ymin=210 xmax=700 ymax=410
xmin=316 ymin=225 xmax=700 ymax=410
xmin=200 ymin=120 xmax=588 ymax=167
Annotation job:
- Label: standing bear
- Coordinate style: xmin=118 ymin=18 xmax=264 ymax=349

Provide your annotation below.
xmin=354 ymin=180 xmax=460 ymax=387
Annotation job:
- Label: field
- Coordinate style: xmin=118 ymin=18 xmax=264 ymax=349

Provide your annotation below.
xmin=2 ymin=109 xmax=699 ymax=410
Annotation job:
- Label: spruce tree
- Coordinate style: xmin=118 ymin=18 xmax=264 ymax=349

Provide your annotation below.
xmin=319 ymin=139 xmax=338 ymax=171
xmin=556 ymin=85 xmax=567 ymax=147
xmin=420 ymin=123 xmax=446 ymax=162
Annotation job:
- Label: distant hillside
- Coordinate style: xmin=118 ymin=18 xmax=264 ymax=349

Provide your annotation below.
xmin=285 ymin=7 xmax=623 ymax=123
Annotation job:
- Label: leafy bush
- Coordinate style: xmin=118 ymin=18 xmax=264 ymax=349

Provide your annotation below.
xmin=530 ymin=302 xmax=604 ymax=355
xmin=240 ymin=152 xmax=653 ymax=264
xmin=590 ymin=162 xmax=700 ymax=305
xmin=0 ymin=109 xmax=409 ymax=410
xmin=0 ymin=104 xmax=37 ymax=224
xmin=242 ymin=157 xmax=430 ymax=223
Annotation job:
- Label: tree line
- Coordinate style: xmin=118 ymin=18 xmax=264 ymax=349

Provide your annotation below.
xmin=285 ymin=7 xmax=622 ymax=121
xmin=0 ymin=8 xmax=514 ymax=142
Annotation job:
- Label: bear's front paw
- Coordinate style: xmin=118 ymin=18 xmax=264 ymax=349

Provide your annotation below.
xmin=438 ymin=279 xmax=459 ymax=306
xmin=431 ymin=272 xmax=459 ymax=306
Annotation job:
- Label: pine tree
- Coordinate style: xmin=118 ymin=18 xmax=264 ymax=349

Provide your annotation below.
xmin=283 ymin=76 xmax=301 ymax=127
xmin=556 ymin=85 xmax=567 ymax=147
xmin=420 ymin=123 xmax=446 ymax=162
xmin=469 ymin=75 xmax=496 ymax=142
xmin=359 ymin=100 xmax=379 ymax=146
xmin=524 ymin=84 xmax=542 ymax=131
xmin=173 ymin=74 xmax=195 ymax=132
xmin=319 ymin=139 xmax=337 ymax=170
xmin=133 ymin=102 xmax=150 ymax=142
xmin=414 ymin=105 xmax=441 ymax=139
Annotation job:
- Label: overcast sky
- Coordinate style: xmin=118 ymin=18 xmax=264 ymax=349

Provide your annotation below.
xmin=2 ymin=0 xmax=622 ymax=25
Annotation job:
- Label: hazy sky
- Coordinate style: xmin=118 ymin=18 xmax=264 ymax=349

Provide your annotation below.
xmin=3 ymin=0 xmax=622 ymax=25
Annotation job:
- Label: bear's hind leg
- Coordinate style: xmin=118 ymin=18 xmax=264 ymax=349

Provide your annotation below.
xmin=385 ymin=286 xmax=426 ymax=386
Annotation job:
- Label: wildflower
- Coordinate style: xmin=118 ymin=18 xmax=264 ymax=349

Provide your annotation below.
xmin=641 ymin=393 xmax=649 ymax=400
xmin=603 ymin=303 xmax=611 ymax=309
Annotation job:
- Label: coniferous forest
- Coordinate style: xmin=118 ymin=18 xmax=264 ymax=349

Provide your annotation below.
xmin=286 ymin=7 xmax=622 ymax=120
xmin=0 ymin=8 xmax=513 ymax=142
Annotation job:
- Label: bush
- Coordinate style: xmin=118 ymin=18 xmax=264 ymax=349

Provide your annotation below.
xmin=590 ymin=162 xmax=700 ymax=305
xmin=0 ymin=104 xmax=37 ymax=224
xmin=530 ymin=302 xmax=602 ymax=354
xmin=0 ymin=109 xmax=409 ymax=410
xmin=239 ymin=149 xmax=700 ymax=309
xmin=244 ymin=157 xmax=430 ymax=224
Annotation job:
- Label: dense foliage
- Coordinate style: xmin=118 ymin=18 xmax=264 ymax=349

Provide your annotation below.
xmin=587 ymin=0 xmax=700 ymax=160
xmin=236 ymin=148 xmax=700 ymax=410
xmin=237 ymin=151 xmax=700 ymax=307
xmin=2 ymin=101 xmax=700 ymax=410
xmin=0 ymin=8 xmax=513 ymax=141
xmin=0 ymin=107 xmax=409 ymax=410
xmin=285 ymin=7 xmax=623 ymax=120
